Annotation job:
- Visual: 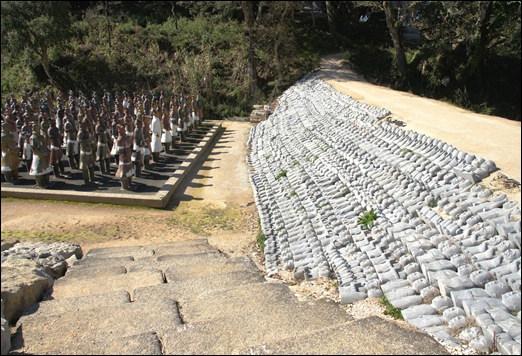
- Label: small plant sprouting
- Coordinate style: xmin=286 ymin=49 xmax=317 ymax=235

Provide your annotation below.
xmin=400 ymin=148 xmax=412 ymax=157
xmin=380 ymin=295 xmax=403 ymax=320
xmin=257 ymin=225 xmax=266 ymax=252
xmin=275 ymin=169 xmax=287 ymax=180
xmin=357 ymin=209 xmax=378 ymax=230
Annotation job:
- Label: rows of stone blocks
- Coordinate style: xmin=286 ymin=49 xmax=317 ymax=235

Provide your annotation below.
xmin=246 ymin=76 xmax=521 ymax=354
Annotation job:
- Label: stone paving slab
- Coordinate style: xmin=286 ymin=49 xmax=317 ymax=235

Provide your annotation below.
xmin=242 ymin=316 xmax=449 ymax=355
xmin=12 ymin=298 xmax=182 ymax=354
xmin=162 ymin=282 xmax=355 ymax=355
xmin=50 ymin=268 xmax=165 ymax=299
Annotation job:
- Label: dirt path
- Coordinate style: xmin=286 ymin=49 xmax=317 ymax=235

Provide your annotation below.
xmin=318 ymin=53 xmax=521 ymax=187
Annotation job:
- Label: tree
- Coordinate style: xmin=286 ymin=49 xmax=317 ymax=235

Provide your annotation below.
xmin=241 ymin=1 xmax=260 ymax=96
xmin=1 ymin=1 xmax=73 ymax=87
xmin=325 ymin=1 xmax=339 ymax=47
xmin=382 ymin=1 xmax=407 ymax=86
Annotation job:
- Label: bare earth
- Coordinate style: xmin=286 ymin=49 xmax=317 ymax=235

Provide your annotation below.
xmin=2 ymin=54 xmax=521 ymax=354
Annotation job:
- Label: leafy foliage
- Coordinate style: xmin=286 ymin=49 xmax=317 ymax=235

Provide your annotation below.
xmin=1 ymin=1 xmax=519 ymax=121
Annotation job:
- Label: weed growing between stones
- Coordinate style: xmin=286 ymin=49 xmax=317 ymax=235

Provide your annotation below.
xmin=275 ymin=169 xmax=287 ymax=180
xmin=379 ymin=295 xmax=403 ymax=320
xmin=400 ymin=148 xmax=412 ymax=157
xmin=357 ymin=209 xmax=378 ymax=230
xmin=257 ymin=225 xmax=266 ymax=252
xmin=289 ymin=190 xmax=299 ymax=199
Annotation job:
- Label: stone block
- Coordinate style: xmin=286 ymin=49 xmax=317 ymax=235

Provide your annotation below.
xmin=453 ymin=289 xmax=493 ymax=311
xmin=438 ymin=276 xmax=475 ymax=297
xmin=401 ymin=304 xmax=437 ymax=321
xmin=407 ymin=314 xmax=445 ymax=329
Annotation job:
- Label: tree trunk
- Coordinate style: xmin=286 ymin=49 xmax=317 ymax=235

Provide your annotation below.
xmin=105 ymin=1 xmax=112 ymax=52
xmin=171 ymin=1 xmax=178 ymax=30
xmin=325 ymin=1 xmax=338 ymax=46
xmin=241 ymin=1 xmax=258 ymax=96
xmin=383 ymin=1 xmax=407 ymax=86
xmin=41 ymin=43 xmax=55 ymax=86
xmin=459 ymin=1 xmax=493 ymax=84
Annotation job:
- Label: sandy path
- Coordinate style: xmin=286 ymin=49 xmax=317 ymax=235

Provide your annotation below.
xmin=317 ymin=53 xmax=521 ymax=184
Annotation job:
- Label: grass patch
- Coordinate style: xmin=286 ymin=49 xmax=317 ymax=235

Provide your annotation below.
xmin=257 ymin=226 xmax=266 ymax=252
xmin=400 ymin=148 xmax=412 ymax=157
xmin=166 ymin=205 xmax=243 ymax=236
xmin=275 ymin=169 xmax=287 ymax=180
xmin=380 ymin=295 xmax=403 ymax=320
xmin=289 ymin=190 xmax=298 ymax=199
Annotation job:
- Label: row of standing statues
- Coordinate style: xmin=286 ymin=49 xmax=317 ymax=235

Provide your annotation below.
xmin=1 ymin=90 xmax=204 ymax=191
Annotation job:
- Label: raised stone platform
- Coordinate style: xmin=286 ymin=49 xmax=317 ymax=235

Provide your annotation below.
xmin=1 ymin=122 xmax=222 ymax=209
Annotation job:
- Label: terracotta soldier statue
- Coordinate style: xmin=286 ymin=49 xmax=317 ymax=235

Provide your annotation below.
xmin=114 ymin=124 xmax=134 ymax=190
xmin=1 ymin=121 xmax=21 ymax=184
xmin=63 ymin=115 xmax=79 ymax=169
xmin=150 ymin=108 xmax=162 ymax=163
xmin=195 ymin=94 xmax=204 ymax=123
xmin=29 ymin=122 xmax=53 ymax=188
xmin=48 ymin=118 xmax=67 ymax=178
xmin=142 ymin=114 xmax=152 ymax=170
xmin=78 ymin=118 xmax=96 ymax=185
xmin=95 ymin=115 xmax=111 ymax=174
xmin=169 ymin=105 xmax=179 ymax=149
xmin=177 ymin=101 xmax=188 ymax=142
xmin=132 ymin=116 xmax=145 ymax=177
xmin=161 ymin=109 xmax=173 ymax=153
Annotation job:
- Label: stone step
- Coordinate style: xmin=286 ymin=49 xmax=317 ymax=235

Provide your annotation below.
xmin=241 ymin=316 xmax=449 ymax=355
xmin=51 ymin=268 xmax=165 ymax=300
xmin=14 ymin=331 xmax=164 ymax=355
xmin=21 ymin=290 xmax=131 ymax=317
xmin=162 ymin=282 xmax=354 ymax=354
xmin=11 ymin=296 xmax=183 ymax=354
xmin=80 ymin=238 xmax=216 ymax=262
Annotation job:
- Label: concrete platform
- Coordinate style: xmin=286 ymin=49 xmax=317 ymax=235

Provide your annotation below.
xmin=1 ymin=121 xmax=222 ymax=209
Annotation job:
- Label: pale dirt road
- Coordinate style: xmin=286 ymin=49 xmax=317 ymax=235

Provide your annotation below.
xmin=317 ymin=53 xmax=521 ymax=189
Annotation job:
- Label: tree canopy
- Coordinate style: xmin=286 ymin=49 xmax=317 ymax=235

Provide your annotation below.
xmin=1 ymin=1 xmax=520 ymax=121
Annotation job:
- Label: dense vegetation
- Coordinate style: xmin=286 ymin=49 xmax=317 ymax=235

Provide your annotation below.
xmin=2 ymin=1 xmax=520 ymax=121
